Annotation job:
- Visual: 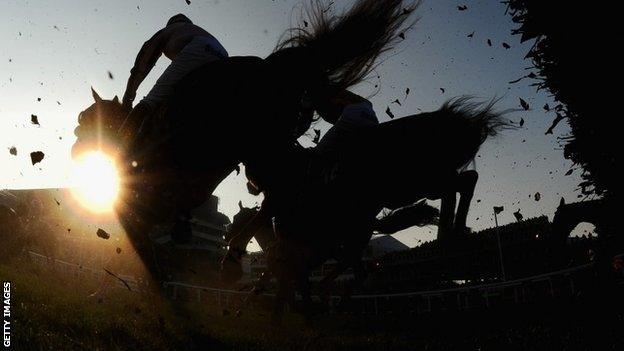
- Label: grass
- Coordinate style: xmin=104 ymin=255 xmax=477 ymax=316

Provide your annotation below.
xmin=1 ymin=258 xmax=425 ymax=351
xmin=4 ymin=260 xmax=187 ymax=350
xmin=2 ymin=256 xmax=623 ymax=350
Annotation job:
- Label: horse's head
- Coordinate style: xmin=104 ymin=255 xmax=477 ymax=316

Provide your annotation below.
xmin=551 ymin=198 xmax=606 ymax=239
xmin=227 ymin=201 xmax=260 ymax=242
xmin=71 ymin=88 xmax=130 ymax=159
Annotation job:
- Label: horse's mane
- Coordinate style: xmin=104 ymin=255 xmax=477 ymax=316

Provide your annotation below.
xmin=272 ymin=0 xmax=420 ymax=91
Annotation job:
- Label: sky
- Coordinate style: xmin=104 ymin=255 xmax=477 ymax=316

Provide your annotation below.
xmin=0 ymin=0 xmax=585 ymax=248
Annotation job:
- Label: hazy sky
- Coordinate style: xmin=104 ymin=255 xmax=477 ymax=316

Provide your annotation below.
xmin=1 ymin=0 xmax=583 ymax=247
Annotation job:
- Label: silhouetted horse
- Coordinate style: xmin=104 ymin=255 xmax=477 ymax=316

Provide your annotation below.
xmin=552 ymin=197 xmax=616 ymax=240
xmin=238 ymin=98 xmax=509 ymax=322
xmin=228 ymin=201 xmax=274 ymax=251
xmin=227 ymin=202 xmax=259 ymax=244
xmin=222 ymin=186 xmax=440 ymax=286
xmin=71 ymin=0 xmax=420 ymax=285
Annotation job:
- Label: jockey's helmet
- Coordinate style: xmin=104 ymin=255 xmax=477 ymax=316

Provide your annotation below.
xmin=167 ymin=14 xmax=192 ymax=26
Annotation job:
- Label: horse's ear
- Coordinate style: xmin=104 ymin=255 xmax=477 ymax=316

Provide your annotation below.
xmin=91 ymin=87 xmax=103 ymax=103
xmin=112 ymin=95 xmax=120 ymax=104
xmin=559 ymin=197 xmax=566 ymax=206
xmin=238 ymin=200 xmax=243 ymax=210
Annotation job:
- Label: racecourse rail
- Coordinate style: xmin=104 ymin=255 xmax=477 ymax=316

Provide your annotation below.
xmin=29 ymin=250 xmax=612 ymax=315
xmin=27 ymin=250 xmax=140 ymax=291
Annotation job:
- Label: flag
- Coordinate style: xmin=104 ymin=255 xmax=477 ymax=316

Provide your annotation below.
xmin=493 ymin=206 xmax=504 ymax=214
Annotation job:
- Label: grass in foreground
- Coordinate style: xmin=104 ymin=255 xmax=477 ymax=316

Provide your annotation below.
xmin=2 ymin=257 xmax=623 ymax=350
xmin=2 ymin=258 xmax=421 ymax=350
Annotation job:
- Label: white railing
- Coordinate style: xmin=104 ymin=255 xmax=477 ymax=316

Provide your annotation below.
xmin=162 ymin=263 xmax=596 ymax=314
xmin=28 ymin=251 xmax=139 ymax=291
xmin=28 ymin=249 xmax=602 ymax=315
xmin=351 ymin=263 xmax=592 ymax=299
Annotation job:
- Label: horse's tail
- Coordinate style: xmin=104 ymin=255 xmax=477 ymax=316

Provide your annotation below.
xmin=436 ymin=97 xmax=514 ymax=170
xmin=271 ymin=0 xmax=420 ymax=90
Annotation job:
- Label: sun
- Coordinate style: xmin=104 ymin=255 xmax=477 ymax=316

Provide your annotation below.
xmin=70 ymin=151 xmax=121 ymax=213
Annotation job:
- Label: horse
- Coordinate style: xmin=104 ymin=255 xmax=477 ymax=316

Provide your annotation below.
xmin=71 ymin=0 xmax=420 ymax=286
xmin=551 ymin=197 xmax=615 ymax=240
xmin=222 ymin=177 xmax=441 ymax=287
xmin=222 ymin=190 xmax=439 ymax=322
xmin=235 ymin=98 xmax=510 ymax=323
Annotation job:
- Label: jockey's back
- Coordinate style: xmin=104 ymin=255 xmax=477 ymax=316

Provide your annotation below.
xmin=153 ymin=20 xmax=227 ymax=61
xmin=122 ymin=13 xmax=228 ymax=110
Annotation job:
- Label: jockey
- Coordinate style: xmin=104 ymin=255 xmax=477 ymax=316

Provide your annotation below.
xmin=119 ymin=14 xmax=228 ymax=244
xmin=315 ymin=90 xmax=379 ymax=155
xmin=220 ymin=90 xmax=379 ymax=283
xmin=119 ymin=13 xmax=228 ymax=139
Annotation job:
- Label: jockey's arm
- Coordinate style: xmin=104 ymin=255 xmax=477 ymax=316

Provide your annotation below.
xmin=122 ymin=29 xmax=166 ymax=108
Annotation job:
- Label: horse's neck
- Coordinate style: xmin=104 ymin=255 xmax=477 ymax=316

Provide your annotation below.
xmin=250 ymin=143 xmax=307 ymax=176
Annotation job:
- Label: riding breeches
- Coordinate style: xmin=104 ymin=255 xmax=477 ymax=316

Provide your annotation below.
xmin=141 ymin=35 xmax=228 ymax=108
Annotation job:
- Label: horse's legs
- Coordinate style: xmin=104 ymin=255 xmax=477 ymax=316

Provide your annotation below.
xmin=454 ymin=170 xmax=478 ymax=232
xmin=319 ymin=261 xmax=347 ymax=295
xmin=296 ymin=275 xmax=313 ymax=325
xmin=236 ymin=269 xmax=272 ymax=314
xmin=314 ymin=260 xmax=345 ymax=310
xmin=253 ymin=270 xmax=273 ymax=294
xmin=118 ymin=214 xmax=163 ymax=292
xmin=227 ymin=215 xmax=262 ymax=253
xmin=438 ymin=190 xmax=457 ymax=242
xmin=351 ymin=260 xmax=367 ymax=292
xmin=272 ymin=274 xmax=294 ymax=326
xmin=253 ymin=222 xmax=277 ymax=251
xmin=221 ymin=207 xmax=270 ymax=283
xmin=266 ymin=224 xmax=299 ymax=326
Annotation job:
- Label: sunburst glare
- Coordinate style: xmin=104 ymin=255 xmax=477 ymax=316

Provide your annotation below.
xmin=70 ymin=151 xmax=121 ymax=213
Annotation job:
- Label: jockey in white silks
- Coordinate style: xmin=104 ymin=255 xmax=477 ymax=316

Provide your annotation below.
xmin=119 ymin=13 xmax=228 ymax=244
xmin=315 ymin=91 xmax=379 ymax=158
xmin=119 ymin=13 xmax=229 ymax=139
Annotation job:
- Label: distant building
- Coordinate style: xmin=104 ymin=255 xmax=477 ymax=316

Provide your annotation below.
xmin=152 ymin=195 xmax=230 ymax=255
xmin=368 ymin=216 xmax=567 ymax=292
